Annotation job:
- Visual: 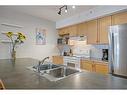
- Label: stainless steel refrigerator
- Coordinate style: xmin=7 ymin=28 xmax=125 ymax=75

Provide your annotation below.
xmin=109 ymin=24 xmax=127 ymax=77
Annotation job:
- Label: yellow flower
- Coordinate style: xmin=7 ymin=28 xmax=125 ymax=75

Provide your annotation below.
xmin=18 ymin=32 xmax=23 ymax=36
xmin=23 ymin=35 xmax=26 ymax=40
xmin=6 ymin=32 xmax=13 ymax=38
xmin=17 ymin=32 xmax=26 ymax=41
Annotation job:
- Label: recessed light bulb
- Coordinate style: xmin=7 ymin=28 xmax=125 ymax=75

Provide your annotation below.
xmin=72 ymin=5 xmax=75 ymax=9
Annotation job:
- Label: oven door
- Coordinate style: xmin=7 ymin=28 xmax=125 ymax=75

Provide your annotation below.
xmin=64 ymin=56 xmax=80 ymax=70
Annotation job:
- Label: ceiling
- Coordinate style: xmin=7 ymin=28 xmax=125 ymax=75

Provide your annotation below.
xmin=1 ymin=6 xmax=97 ymax=22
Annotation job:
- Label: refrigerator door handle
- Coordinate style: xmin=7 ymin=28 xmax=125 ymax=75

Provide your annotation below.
xmin=111 ymin=33 xmax=114 ymax=73
xmin=109 ymin=28 xmax=114 ymax=74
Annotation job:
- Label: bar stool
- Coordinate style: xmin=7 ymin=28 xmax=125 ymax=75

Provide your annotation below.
xmin=0 ymin=79 xmax=5 ymax=89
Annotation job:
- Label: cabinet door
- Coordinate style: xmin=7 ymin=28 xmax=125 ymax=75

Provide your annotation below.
xmin=94 ymin=62 xmax=108 ymax=74
xmin=77 ymin=22 xmax=87 ymax=36
xmin=69 ymin=25 xmax=78 ymax=36
xmin=98 ymin=16 xmax=111 ymax=44
xmin=80 ymin=60 xmax=93 ymax=71
xmin=52 ymin=56 xmax=63 ymax=64
xmin=58 ymin=28 xmax=64 ymax=36
xmin=112 ymin=12 xmax=127 ymax=25
xmin=87 ymin=19 xmax=98 ymax=44
xmin=58 ymin=28 xmax=68 ymax=36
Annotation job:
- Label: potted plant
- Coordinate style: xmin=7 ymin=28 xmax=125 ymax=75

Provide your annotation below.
xmin=5 ymin=32 xmax=26 ymax=60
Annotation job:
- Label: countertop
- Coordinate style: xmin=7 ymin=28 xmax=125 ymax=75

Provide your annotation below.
xmin=0 ymin=58 xmax=127 ymax=89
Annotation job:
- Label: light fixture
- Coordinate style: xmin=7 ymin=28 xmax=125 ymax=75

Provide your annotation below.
xmin=58 ymin=9 xmax=61 ymax=15
xmin=65 ymin=6 xmax=68 ymax=13
xmin=57 ymin=5 xmax=76 ymax=15
xmin=72 ymin=5 xmax=75 ymax=9
xmin=57 ymin=5 xmax=68 ymax=15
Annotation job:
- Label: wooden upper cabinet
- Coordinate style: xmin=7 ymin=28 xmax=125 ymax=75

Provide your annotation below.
xmin=68 ymin=25 xmax=78 ymax=36
xmin=58 ymin=12 xmax=127 ymax=44
xmin=58 ymin=25 xmax=78 ymax=37
xmin=112 ymin=11 xmax=127 ymax=25
xmin=58 ymin=27 xmax=69 ymax=36
xmin=87 ymin=19 xmax=98 ymax=44
xmin=58 ymin=28 xmax=64 ymax=36
xmin=77 ymin=22 xmax=87 ymax=36
xmin=98 ymin=16 xmax=111 ymax=44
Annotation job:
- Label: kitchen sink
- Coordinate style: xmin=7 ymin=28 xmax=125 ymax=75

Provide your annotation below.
xmin=27 ymin=63 xmax=80 ymax=81
xmin=48 ymin=67 xmax=79 ymax=78
xmin=27 ymin=63 xmax=61 ymax=73
xmin=41 ymin=67 xmax=80 ymax=81
xmin=33 ymin=64 xmax=60 ymax=70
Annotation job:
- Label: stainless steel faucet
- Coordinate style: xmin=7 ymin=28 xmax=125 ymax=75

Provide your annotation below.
xmin=37 ymin=57 xmax=50 ymax=73
xmin=39 ymin=57 xmax=50 ymax=64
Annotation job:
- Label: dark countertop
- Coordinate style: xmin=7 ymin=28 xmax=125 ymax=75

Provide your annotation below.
xmin=0 ymin=58 xmax=127 ymax=89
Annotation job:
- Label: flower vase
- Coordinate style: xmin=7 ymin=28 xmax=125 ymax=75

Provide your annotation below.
xmin=11 ymin=50 xmax=16 ymax=60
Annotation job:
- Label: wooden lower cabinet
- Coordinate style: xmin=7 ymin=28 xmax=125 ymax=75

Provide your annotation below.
xmin=94 ymin=62 xmax=109 ymax=74
xmin=80 ymin=60 xmax=108 ymax=74
xmin=52 ymin=56 xmax=63 ymax=64
xmin=80 ymin=60 xmax=93 ymax=72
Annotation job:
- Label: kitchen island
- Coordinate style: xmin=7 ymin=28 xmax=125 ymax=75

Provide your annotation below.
xmin=0 ymin=58 xmax=127 ymax=89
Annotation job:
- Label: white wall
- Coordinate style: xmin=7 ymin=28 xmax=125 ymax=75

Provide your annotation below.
xmin=56 ymin=6 xmax=127 ymax=28
xmin=0 ymin=8 xmax=59 ymax=60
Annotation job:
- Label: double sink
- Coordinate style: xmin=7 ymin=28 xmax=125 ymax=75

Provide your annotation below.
xmin=28 ymin=62 xmax=80 ymax=81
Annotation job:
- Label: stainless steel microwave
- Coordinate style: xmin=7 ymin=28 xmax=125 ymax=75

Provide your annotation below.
xmin=57 ymin=37 xmax=69 ymax=45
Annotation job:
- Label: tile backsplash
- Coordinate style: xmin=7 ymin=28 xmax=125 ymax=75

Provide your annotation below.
xmin=90 ymin=44 xmax=108 ymax=59
xmin=61 ymin=40 xmax=109 ymax=59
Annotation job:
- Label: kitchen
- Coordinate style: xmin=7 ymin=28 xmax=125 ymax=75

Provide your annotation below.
xmin=1 ymin=6 xmax=127 ymax=89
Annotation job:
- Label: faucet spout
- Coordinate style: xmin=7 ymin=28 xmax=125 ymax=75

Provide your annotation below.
xmin=37 ymin=57 xmax=50 ymax=73
xmin=41 ymin=57 xmax=49 ymax=64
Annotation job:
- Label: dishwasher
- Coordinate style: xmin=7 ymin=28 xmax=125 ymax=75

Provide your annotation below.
xmin=63 ymin=56 xmax=80 ymax=70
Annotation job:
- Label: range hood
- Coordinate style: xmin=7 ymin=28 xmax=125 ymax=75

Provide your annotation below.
xmin=69 ymin=36 xmax=86 ymax=41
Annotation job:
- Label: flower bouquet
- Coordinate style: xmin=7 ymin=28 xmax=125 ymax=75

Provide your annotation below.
xmin=5 ymin=32 xmax=26 ymax=59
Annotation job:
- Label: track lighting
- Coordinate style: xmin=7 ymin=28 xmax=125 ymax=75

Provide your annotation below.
xmin=65 ymin=6 xmax=68 ymax=13
xmin=57 ymin=5 xmax=68 ymax=15
xmin=57 ymin=5 xmax=76 ymax=15
xmin=58 ymin=9 xmax=61 ymax=15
